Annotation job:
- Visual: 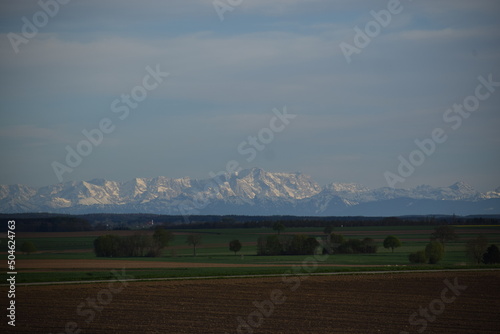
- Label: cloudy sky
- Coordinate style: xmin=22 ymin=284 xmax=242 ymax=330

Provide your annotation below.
xmin=0 ymin=0 xmax=499 ymax=191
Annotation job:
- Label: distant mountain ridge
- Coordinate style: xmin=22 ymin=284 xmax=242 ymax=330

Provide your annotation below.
xmin=1 ymin=168 xmax=499 ymax=216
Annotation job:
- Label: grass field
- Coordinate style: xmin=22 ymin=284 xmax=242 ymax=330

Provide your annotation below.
xmin=2 ymin=225 xmax=500 ymax=283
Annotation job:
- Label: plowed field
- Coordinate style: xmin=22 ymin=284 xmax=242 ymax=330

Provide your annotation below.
xmin=2 ymin=270 xmax=499 ymax=333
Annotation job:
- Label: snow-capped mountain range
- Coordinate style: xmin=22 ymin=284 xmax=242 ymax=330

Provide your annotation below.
xmin=1 ymin=168 xmax=499 ymax=216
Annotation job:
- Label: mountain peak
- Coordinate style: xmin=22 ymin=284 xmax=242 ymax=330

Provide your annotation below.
xmin=449 ymin=181 xmax=476 ymax=193
xmin=0 ymin=170 xmax=499 ymax=215
xmin=236 ymin=167 xmax=265 ymax=177
xmin=87 ymin=178 xmax=108 ymax=186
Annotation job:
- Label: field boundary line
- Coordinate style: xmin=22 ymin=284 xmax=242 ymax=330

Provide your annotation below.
xmin=7 ymin=268 xmax=500 ymax=286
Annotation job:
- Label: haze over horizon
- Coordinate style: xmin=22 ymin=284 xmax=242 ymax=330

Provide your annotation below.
xmin=1 ymin=1 xmax=499 ymax=193
xmin=1 ymin=167 xmax=499 ymax=194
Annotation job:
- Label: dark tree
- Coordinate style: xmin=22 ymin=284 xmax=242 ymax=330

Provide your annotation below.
xmin=361 ymin=238 xmax=378 ymax=254
xmin=94 ymin=234 xmax=121 ymax=257
xmin=256 ymin=234 xmax=318 ymax=256
xmin=273 ymin=222 xmax=285 ymax=235
xmin=94 ymin=234 xmax=163 ymax=258
xmin=431 ymin=225 xmax=458 ymax=248
xmin=304 ymin=237 xmax=320 ymax=255
xmin=483 ymin=244 xmax=500 ymax=264
xmin=466 ymin=235 xmax=488 ymax=264
xmin=126 ymin=234 xmax=151 ymax=257
xmin=265 ymin=235 xmax=283 ymax=255
xmin=229 ymin=239 xmax=242 ymax=255
xmin=383 ymin=235 xmax=402 ymax=253
xmin=323 ymin=225 xmax=333 ymax=235
xmin=257 ymin=236 xmax=268 ymax=256
xmin=153 ymin=228 xmax=174 ymax=248
xmin=321 ymin=226 xmax=333 ymax=254
xmin=289 ymin=235 xmax=319 ymax=255
xmin=186 ymin=234 xmax=203 ymax=256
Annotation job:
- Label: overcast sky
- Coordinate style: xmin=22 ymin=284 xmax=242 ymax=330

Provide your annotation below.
xmin=0 ymin=0 xmax=499 ymax=191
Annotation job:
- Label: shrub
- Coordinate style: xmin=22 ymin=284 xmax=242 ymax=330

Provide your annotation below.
xmin=94 ymin=234 xmax=162 ymax=257
xmin=337 ymin=241 xmax=354 ymax=254
xmin=333 ymin=237 xmax=377 ymax=254
xmin=483 ymin=244 xmax=500 ymax=264
xmin=409 ymin=250 xmax=427 ymax=264
xmin=257 ymin=234 xmax=318 ymax=256
xmin=360 ymin=238 xmax=378 ymax=254
xmin=94 ymin=234 xmax=121 ymax=257
xmin=425 ymin=241 xmax=444 ymax=264
xmin=330 ymin=233 xmax=346 ymax=246
xmin=146 ymin=247 xmax=162 ymax=257
xmin=20 ymin=241 xmax=37 ymax=255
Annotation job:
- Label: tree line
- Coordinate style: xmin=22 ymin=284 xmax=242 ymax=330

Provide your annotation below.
xmin=93 ymin=228 xmax=173 ymax=257
xmin=87 ymin=223 xmax=499 ymax=264
xmin=325 ymin=233 xmax=378 ymax=254
xmin=406 ymin=225 xmax=500 ymax=265
xmin=256 ymin=223 xmax=379 ymax=256
xmin=257 ymin=234 xmax=319 ymax=256
xmin=0 ymin=216 xmax=92 ymax=232
xmin=465 ymin=235 xmax=500 ymax=265
xmin=4 ymin=213 xmax=499 ymax=232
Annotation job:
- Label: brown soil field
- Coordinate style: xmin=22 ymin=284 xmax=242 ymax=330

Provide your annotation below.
xmin=2 ymin=270 xmax=499 ymax=333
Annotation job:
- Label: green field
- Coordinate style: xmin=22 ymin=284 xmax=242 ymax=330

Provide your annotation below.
xmin=2 ymin=225 xmax=500 ymax=283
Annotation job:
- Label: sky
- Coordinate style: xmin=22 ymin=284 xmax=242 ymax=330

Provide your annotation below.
xmin=0 ymin=0 xmax=499 ymax=192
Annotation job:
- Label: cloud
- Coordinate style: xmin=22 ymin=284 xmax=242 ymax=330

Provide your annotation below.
xmin=0 ymin=0 xmax=499 ymax=190
xmin=0 ymin=29 xmax=339 ymax=105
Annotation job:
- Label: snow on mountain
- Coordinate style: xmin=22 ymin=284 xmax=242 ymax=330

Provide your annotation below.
xmin=0 ymin=184 xmax=36 ymax=201
xmin=484 ymin=186 xmax=500 ymax=199
xmin=0 ymin=169 xmax=499 ymax=216
xmin=321 ymin=181 xmax=486 ymax=203
xmin=0 ymin=184 xmax=38 ymax=212
xmin=229 ymin=168 xmax=321 ymax=200
xmin=323 ymin=182 xmax=373 ymax=203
